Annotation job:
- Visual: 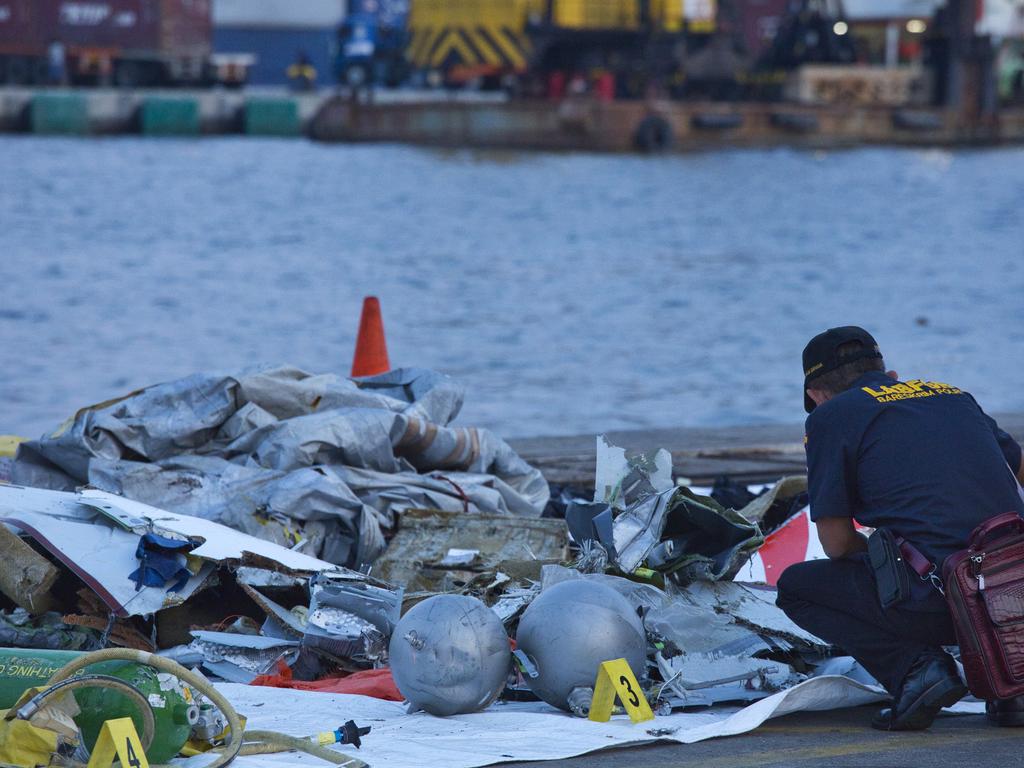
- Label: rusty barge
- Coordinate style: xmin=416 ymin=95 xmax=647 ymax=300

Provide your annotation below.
xmin=309 ymin=94 xmax=1024 ymax=153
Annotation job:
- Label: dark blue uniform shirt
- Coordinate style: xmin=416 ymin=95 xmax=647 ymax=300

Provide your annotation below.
xmin=805 ymin=371 xmax=1024 ymax=580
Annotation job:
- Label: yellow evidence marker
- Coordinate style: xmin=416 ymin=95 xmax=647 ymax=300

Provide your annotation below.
xmin=86 ymin=718 xmax=149 ymax=768
xmin=588 ymin=658 xmax=655 ymax=724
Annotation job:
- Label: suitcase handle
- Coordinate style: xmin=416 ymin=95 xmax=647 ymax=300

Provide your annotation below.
xmin=969 ymin=512 xmax=1024 ymax=551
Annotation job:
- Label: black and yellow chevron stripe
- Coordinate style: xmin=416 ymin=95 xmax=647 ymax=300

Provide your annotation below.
xmin=407 ymin=25 xmax=532 ymax=70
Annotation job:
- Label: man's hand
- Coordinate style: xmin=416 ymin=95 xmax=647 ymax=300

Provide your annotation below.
xmin=817 ymin=517 xmax=869 ymax=559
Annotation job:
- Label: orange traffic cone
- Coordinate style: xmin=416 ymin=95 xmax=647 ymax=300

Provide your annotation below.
xmin=351 ymin=296 xmax=391 ymax=377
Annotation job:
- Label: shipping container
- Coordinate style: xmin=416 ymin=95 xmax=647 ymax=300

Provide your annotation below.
xmin=212 ymin=0 xmax=345 ymax=87
xmin=213 ymin=0 xmax=345 ymax=29
xmin=0 ymin=0 xmax=213 ymax=85
xmin=214 ymin=26 xmax=338 ymax=86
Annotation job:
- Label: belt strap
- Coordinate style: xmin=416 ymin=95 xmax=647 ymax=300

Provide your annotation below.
xmin=895 ymin=535 xmax=945 ymax=594
xmin=895 ymin=536 xmax=933 ymax=578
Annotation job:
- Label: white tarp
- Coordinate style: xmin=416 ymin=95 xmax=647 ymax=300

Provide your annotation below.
xmin=196 ymin=678 xmax=983 ymax=768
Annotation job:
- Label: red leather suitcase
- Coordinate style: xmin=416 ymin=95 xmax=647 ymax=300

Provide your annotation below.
xmin=944 ymin=512 xmax=1024 ymax=701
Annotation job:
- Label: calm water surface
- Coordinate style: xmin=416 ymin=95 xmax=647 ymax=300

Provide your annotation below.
xmin=2 ymin=137 xmax=1023 ymax=441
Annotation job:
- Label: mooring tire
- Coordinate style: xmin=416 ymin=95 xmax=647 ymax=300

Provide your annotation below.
xmin=634 ymin=115 xmax=673 ymax=154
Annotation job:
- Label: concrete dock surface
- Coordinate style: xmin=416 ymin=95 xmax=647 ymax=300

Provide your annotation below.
xmin=513 ymin=706 xmax=1017 ymax=768
xmin=0 ymin=85 xmax=510 ymax=135
xmin=5 ymin=85 xmax=1024 ymax=150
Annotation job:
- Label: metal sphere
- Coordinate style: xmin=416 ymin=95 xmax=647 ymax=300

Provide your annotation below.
xmin=389 ymin=594 xmax=510 ymax=716
xmin=515 ymin=579 xmax=647 ymax=711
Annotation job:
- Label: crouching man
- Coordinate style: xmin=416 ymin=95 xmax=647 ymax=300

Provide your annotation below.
xmin=777 ymin=326 xmax=1024 ymax=730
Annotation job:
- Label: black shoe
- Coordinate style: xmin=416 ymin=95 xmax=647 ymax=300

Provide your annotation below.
xmin=986 ymin=697 xmax=1024 ymax=727
xmin=870 ymin=654 xmax=968 ymax=731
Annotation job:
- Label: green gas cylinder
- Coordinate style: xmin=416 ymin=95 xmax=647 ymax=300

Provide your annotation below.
xmin=74 ymin=661 xmax=198 ymax=763
xmin=0 ymin=650 xmax=198 ymax=763
xmin=0 ymin=649 xmax=82 ymax=707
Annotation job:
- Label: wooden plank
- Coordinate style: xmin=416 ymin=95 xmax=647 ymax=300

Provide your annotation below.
xmin=0 ymin=524 xmax=58 ymax=614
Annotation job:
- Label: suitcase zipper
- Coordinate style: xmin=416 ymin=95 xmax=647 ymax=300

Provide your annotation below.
xmin=972 ymin=550 xmax=1024 ymax=590
xmin=969 ymin=534 xmax=1024 ymax=589
xmin=970 ymin=554 xmax=986 ymax=590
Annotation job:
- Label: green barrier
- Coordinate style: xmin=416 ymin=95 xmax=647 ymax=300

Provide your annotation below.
xmin=29 ymin=92 xmax=89 ymax=135
xmin=139 ymin=97 xmax=200 ymax=136
xmin=244 ymin=98 xmax=301 ymax=137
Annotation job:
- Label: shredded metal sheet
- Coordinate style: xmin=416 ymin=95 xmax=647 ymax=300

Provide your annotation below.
xmin=0 ymin=484 xmax=352 ymax=617
xmin=190 ymin=631 xmax=299 ymax=675
xmin=682 ymin=581 xmax=827 ymax=648
xmin=77 ymin=488 xmax=352 ymax=575
xmin=612 ymin=486 xmax=764 ymax=582
xmin=594 ymin=435 xmax=673 ymax=510
xmin=309 ymin=574 xmax=402 ymax=636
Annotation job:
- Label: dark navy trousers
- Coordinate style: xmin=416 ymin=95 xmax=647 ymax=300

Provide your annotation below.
xmin=776 ymin=555 xmax=958 ymax=694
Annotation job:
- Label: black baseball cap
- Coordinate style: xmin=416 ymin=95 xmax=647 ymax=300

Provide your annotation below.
xmin=802 ymin=326 xmax=883 ymax=413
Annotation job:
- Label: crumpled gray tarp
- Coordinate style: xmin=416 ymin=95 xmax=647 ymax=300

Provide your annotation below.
xmin=12 ymin=366 xmax=549 ymax=569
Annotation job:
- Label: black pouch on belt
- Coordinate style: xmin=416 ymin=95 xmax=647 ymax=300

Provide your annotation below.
xmin=868 ymin=528 xmax=912 ymax=609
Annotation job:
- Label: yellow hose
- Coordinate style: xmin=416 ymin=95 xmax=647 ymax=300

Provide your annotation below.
xmin=43 ymin=649 xmax=367 ymax=768
xmin=241 ymin=731 xmax=368 ymax=768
